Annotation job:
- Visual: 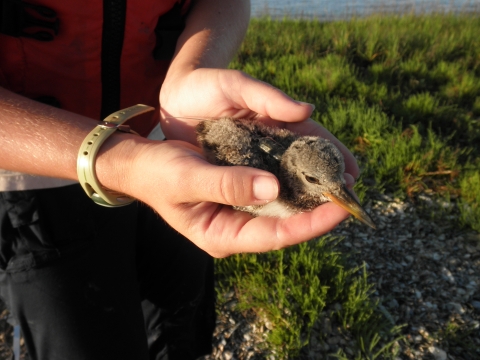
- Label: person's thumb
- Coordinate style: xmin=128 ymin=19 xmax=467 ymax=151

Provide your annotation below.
xmin=172 ymin=162 xmax=279 ymax=207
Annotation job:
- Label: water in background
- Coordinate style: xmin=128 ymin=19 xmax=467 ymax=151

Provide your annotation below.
xmin=250 ymin=0 xmax=480 ymax=19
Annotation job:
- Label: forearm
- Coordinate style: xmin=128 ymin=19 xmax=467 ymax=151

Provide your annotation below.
xmin=164 ymin=0 xmax=250 ymax=81
xmin=0 ymin=87 xmax=140 ymax=192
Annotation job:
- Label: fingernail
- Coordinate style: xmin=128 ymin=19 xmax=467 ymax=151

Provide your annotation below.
xmin=343 ymin=173 xmax=355 ymax=188
xmin=253 ymin=176 xmax=278 ymax=201
xmin=296 ymin=101 xmax=315 ymax=110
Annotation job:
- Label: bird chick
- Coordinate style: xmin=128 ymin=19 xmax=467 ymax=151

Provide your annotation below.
xmin=196 ymin=118 xmax=375 ymax=229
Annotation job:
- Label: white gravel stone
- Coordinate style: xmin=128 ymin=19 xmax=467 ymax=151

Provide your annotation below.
xmin=428 ymin=346 xmax=447 ymax=360
xmin=447 ymin=302 xmax=465 ymax=314
xmin=441 ymin=267 xmax=456 ymax=284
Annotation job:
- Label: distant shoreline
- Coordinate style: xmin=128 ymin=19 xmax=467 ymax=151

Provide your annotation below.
xmin=250 ymin=0 xmax=480 ymax=20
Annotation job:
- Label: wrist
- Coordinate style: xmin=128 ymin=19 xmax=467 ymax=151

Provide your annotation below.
xmin=93 ymin=131 xmax=152 ymax=201
xmin=76 ymin=105 xmax=156 ymax=206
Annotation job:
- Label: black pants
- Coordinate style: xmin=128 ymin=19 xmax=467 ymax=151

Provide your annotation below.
xmin=0 ymin=184 xmax=215 ymax=360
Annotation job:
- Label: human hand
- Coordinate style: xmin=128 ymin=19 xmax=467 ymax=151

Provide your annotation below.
xmin=123 ymin=138 xmax=351 ymax=258
xmin=153 ymin=68 xmax=362 ymax=253
xmin=159 ymin=68 xmax=359 ymax=181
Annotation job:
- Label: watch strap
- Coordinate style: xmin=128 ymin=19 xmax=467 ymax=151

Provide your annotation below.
xmin=77 ymin=104 xmax=155 ymax=207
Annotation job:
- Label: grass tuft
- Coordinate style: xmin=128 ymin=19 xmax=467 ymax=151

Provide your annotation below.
xmin=216 ymin=237 xmax=402 ymax=358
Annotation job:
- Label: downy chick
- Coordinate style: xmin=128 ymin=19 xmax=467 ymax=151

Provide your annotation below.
xmin=196 ymin=118 xmax=375 ymax=229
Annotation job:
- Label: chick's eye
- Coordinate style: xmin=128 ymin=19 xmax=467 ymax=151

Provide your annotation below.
xmin=304 ymin=175 xmax=319 ymax=184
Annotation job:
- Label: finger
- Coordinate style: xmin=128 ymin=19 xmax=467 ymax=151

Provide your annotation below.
xmin=223 ymin=71 xmax=315 ymax=121
xmin=199 ymin=202 xmax=351 ymax=257
xmin=170 ymin=159 xmax=280 ymax=206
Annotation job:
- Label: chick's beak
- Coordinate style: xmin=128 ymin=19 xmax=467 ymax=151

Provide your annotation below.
xmin=324 ymin=185 xmax=376 ymax=229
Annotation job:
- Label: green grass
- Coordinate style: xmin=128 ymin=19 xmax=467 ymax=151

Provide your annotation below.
xmin=432 ymin=321 xmax=479 ymax=359
xmin=216 ymin=13 xmax=480 ymax=358
xmin=231 ymin=14 xmax=480 ymax=214
xmin=216 ymin=237 xmax=403 ymax=359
